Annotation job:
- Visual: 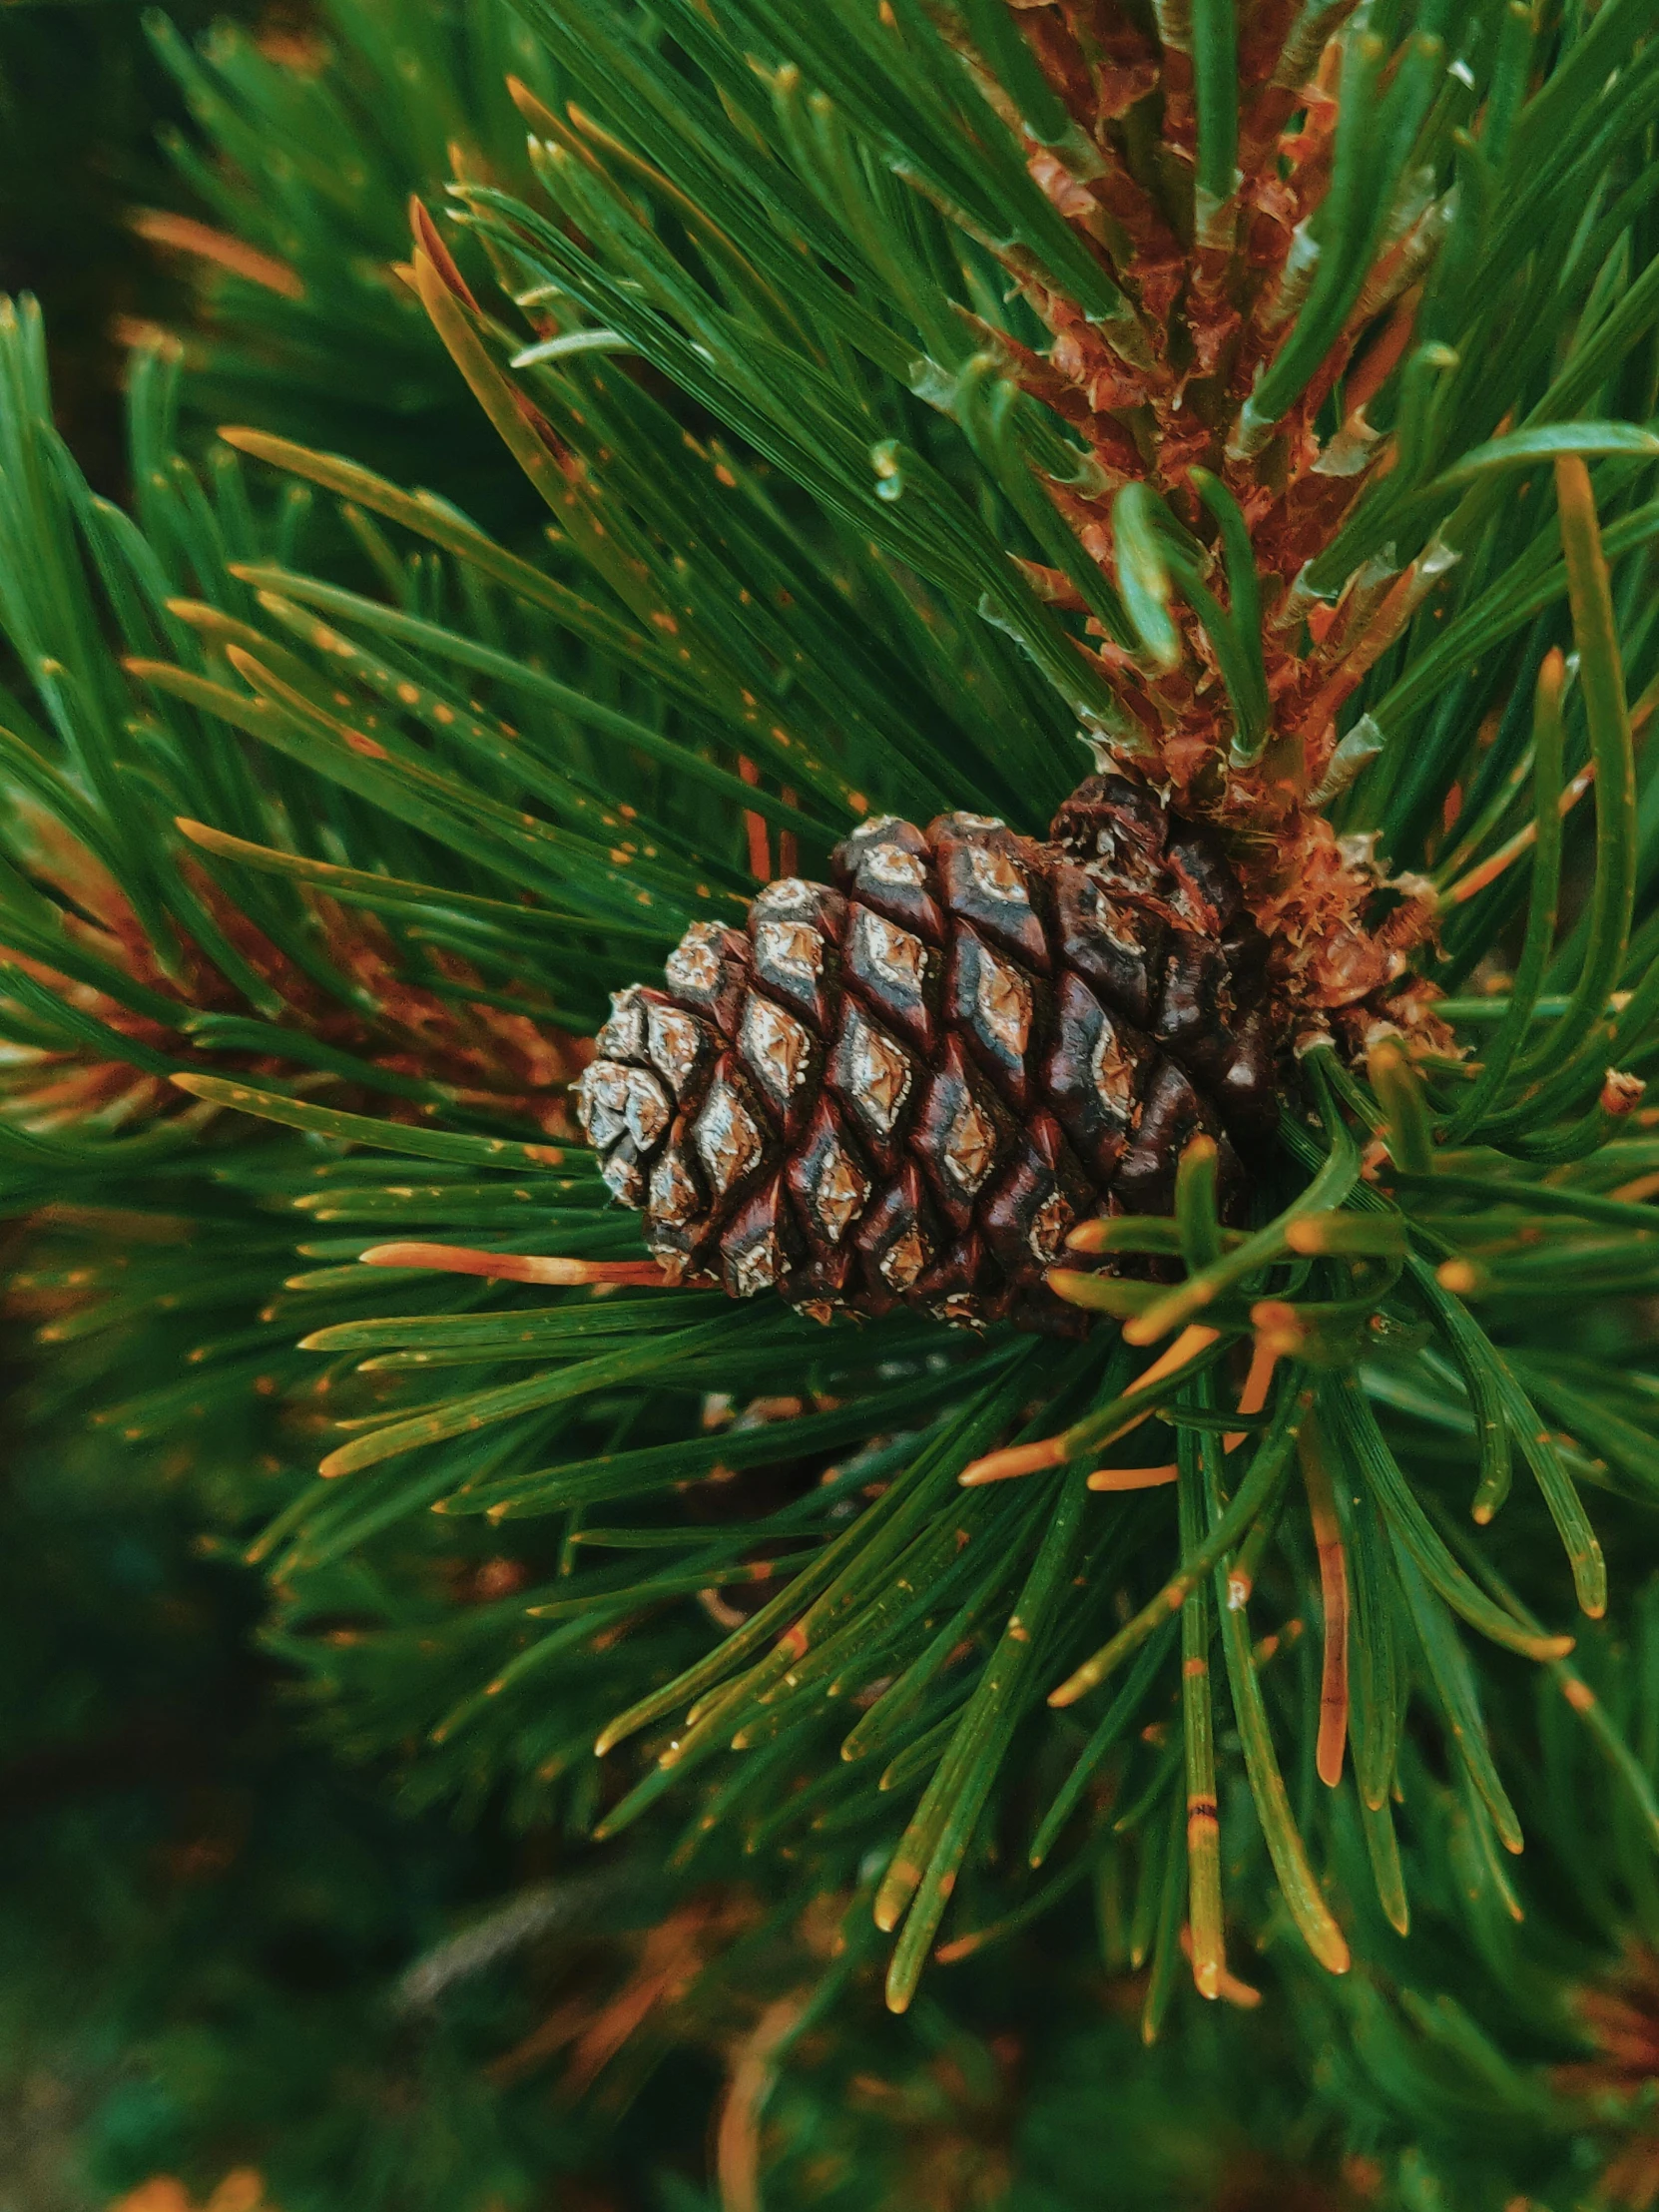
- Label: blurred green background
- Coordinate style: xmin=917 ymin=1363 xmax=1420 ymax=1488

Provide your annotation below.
xmin=0 ymin=2 xmax=271 ymax=490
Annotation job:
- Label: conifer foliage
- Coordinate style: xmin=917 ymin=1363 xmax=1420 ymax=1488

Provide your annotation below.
xmin=7 ymin=0 xmax=1659 ymax=2191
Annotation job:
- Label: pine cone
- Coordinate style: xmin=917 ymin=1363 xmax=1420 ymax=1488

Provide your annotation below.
xmin=574 ymin=775 xmax=1283 ymax=1330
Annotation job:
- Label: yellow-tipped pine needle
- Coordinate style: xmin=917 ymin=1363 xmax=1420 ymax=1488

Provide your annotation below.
xmin=357 ymin=1241 xmax=673 ymax=1286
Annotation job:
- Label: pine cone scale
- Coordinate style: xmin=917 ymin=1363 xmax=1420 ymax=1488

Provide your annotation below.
xmin=575 ymin=779 xmax=1283 ymax=1328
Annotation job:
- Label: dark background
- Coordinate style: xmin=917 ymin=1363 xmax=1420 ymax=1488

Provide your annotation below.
xmin=0 ymin=1 xmax=267 ymax=491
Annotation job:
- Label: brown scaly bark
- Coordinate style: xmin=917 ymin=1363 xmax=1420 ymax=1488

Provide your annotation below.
xmin=948 ymin=0 xmax=1443 ymax=1049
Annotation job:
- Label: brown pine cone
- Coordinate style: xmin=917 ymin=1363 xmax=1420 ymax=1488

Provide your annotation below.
xmin=574 ymin=775 xmax=1284 ymax=1330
